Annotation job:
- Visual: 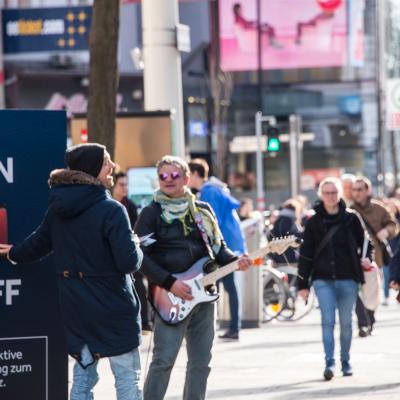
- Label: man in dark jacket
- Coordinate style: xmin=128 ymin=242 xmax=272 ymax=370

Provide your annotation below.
xmin=0 ymin=143 xmax=143 ymax=400
xmin=135 ymin=155 xmax=251 ymax=400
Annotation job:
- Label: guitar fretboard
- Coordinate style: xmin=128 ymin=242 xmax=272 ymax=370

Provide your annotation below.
xmin=199 ymin=235 xmax=299 ymax=287
xmin=200 ymin=246 xmax=268 ymax=287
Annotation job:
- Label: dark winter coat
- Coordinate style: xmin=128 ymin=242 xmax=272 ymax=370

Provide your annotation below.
xmin=9 ymin=170 xmax=143 ymax=360
xmin=134 ymin=200 xmax=237 ymax=290
xmin=268 ymin=208 xmax=302 ymax=264
xmin=298 ymin=199 xmax=371 ymax=290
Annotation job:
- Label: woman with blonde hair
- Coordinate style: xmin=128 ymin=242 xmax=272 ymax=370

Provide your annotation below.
xmin=298 ymin=177 xmax=372 ymax=380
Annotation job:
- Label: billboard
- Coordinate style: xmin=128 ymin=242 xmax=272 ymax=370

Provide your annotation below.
xmin=70 ymin=112 xmax=174 ymax=171
xmin=0 ymin=110 xmax=67 ymax=400
xmin=219 ymin=0 xmax=348 ymax=71
xmin=2 ymin=6 xmax=92 ymax=54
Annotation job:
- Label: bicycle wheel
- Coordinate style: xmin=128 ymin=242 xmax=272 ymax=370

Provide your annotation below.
xmin=276 ymin=268 xmax=316 ymax=321
xmin=262 ymin=270 xmax=289 ymax=323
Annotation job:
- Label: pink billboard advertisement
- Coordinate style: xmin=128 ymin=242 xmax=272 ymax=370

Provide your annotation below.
xmin=219 ymin=0 xmax=348 ymax=71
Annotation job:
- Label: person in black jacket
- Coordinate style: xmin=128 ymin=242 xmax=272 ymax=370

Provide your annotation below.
xmin=113 ymin=171 xmax=152 ymax=332
xmin=268 ymin=198 xmax=303 ymax=265
xmin=134 ymin=155 xmax=251 ymax=400
xmin=298 ymin=177 xmax=372 ymax=381
xmin=0 ymin=143 xmax=143 ymax=400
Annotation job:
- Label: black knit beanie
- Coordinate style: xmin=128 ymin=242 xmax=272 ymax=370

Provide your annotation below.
xmin=64 ymin=143 xmax=106 ymax=178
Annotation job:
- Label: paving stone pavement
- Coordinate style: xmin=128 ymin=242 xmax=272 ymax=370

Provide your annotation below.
xmin=68 ymin=295 xmax=400 ymax=399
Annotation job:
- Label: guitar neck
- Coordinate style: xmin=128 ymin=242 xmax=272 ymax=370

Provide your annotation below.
xmin=201 ymin=259 xmax=239 ymax=287
xmin=199 ymin=236 xmax=299 ymax=287
xmin=200 ymin=245 xmax=269 ymax=287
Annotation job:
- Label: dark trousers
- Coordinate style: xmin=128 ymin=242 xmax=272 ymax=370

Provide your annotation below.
xmin=355 ymin=295 xmax=375 ymax=330
xmin=133 ymin=271 xmax=151 ymax=327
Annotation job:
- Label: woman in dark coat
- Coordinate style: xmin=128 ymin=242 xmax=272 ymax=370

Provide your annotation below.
xmin=298 ymin=177 xmax=372 ymax=381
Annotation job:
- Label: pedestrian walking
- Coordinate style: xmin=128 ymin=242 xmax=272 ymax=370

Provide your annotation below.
xmin=113 ymin=171 xmax=152 ymax=332
xmin=189 ymin=158 xmax=246 ymax=340
xmin=134 ymin=155 xmax=251 ymax=400
xmin=351 ymin=177 xmax=398 ymax=335
xmin=0 ymin=143 xmax=144 ymax=400
xmin=298 ymin=177 xmax=372 ymax=380
xmin=340 ymin=173 xmax=356 ymax=207
xmin=268 ymin=198 xmax=303 ymax=265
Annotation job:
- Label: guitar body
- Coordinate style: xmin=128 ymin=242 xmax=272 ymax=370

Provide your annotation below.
xmin=150 ymin=257 xmax=219 ymax=325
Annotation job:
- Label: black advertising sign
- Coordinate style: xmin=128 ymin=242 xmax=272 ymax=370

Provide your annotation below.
xmin=0 ymin=110 xmax=68 ymax=400
xmin=2 ymin=6 xmax=92 ymax=54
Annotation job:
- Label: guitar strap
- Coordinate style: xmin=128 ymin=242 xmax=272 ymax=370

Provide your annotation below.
xmin=193 ymin=210 xmax=216 ymax=261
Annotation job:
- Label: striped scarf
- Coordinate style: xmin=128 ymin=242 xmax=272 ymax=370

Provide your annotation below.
xmin=154 ymin=188 xmax=222 ymax=254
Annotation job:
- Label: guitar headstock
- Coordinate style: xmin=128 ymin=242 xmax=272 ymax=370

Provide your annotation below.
xmin=249 ymin=235 xmax=302 ymax=264
xmin=267 ymin=235 xmax=302 ymax=255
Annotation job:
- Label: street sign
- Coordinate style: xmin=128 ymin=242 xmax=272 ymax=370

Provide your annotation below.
xmin=176 ymin=24 xmax=191 ymax=53
xmin=386 ymin=79 xmax=400 ymax=130
xmin=229 ymin=135 xmax=267 ymax=153
xmin=278 ymin=133 xmax=315 ymax=142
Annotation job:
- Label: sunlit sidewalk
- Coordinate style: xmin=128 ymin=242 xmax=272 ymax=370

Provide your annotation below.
xmin=69 ymin=293 xmax=400 ymax=399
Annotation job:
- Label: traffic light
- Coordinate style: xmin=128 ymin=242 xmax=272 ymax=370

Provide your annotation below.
xmin=266 ymin=126 xmax=281 ymax=153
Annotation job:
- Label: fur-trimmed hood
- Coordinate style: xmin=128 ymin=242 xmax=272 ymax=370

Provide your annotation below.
xmin=48 ymin=169 xmax=108 ymax=218
xmin=48 ymin=169 xmax=102 ymax=188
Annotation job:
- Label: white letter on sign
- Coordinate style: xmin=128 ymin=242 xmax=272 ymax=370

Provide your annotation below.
xmin=0 ymin=158 xmax=14 ymax=183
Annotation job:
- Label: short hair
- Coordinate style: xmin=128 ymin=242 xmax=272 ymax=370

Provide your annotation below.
xmin=317 ymin=177 xmax=343 ymax=198
xmin=188 ymin=158 xmax=209 ymax=179
xmin=354 ymin=176 xmax=372 ymax=190
xmin=282 ymin=198 xmax=301 ymax=213
xmin=341 ymin=173 xmax=356 ymax=183
xmin=156 ymin=155 xmax=190 ymax=177
xmin=114 ymin=171 xmax=127 ymax=182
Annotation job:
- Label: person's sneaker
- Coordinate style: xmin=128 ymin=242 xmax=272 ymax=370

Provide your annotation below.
xmin=323 ymin=360 xmax=335 ymax=381
xmin=341 ymin=361 xmax=353 ymax=376
xmin=358 ymin=326 xmax=370 ymax=338
xmin=218 ymin=331 xmax=239 ymax=340
xmin=382 ymin=298 xmax=389 ymax=306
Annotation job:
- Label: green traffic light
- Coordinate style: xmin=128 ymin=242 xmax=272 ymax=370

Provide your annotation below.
xmin=267 ymin=137 xmax=281 ymax=152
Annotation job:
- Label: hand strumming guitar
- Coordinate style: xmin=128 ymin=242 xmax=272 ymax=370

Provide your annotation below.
xmin=170 ymin=280 xmax=194 ymax=301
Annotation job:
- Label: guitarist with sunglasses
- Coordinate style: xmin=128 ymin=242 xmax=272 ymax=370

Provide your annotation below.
xmin=134 ymin=155 xmax=251 ymax=400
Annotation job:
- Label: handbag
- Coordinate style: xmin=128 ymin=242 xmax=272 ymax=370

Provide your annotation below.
xmin=361 ymin=237 xmax=382 ymax=310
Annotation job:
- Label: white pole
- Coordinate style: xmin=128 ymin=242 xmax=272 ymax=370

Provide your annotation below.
xmin=255 ymin=111 xmax=265 ymax=210
xmin=289 ymin=114 xmax=301 ymax=198
xmin=142 ymin=0 xmax=185 ymax=158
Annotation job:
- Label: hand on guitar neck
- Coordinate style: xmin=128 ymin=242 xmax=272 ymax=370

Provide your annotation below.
xmin=237 ymin=254 xmax=252 ymax=271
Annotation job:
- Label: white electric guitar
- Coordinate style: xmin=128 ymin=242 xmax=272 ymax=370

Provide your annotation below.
xmin=150 ymin=236 xmax=301 ymax=324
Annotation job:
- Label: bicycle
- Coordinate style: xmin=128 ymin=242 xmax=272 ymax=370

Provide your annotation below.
xmin=274 ymin=263 xmax=316 ymax=321
xmin=261 ymin=261 xmax=316 ymax=322
xmin=261 ymin=261 xmax=289 ymax=322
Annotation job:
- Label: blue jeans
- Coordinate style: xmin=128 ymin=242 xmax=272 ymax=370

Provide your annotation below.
xmin=70 ymin=345 xmax=142 ymax=400
xmin=144 ymin=302 xmax=215 ymax=400
xmin=221 ymin=273 xmax=240 ymax=333
xmin=313 ymin=279 xmax=358 ymax=364
xmin=383 ymin=265 xmax=390 ymax=298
